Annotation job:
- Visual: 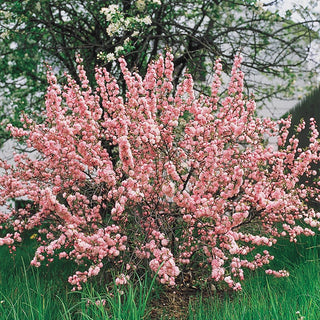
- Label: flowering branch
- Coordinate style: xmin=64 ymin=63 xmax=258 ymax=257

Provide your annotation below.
xmin=1 ymin=52 xmax=320 ymax=291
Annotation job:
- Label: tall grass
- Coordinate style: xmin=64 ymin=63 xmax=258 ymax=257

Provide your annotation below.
xmin=0 ymin=235 xmax=320 ymax=319
xmin=188 ymin=235 xmax=320 ymax=320
xmin=59 ymin=270 xmax=160 ymax=320
xmin=0 ymin=238 xmax=161 ymax=319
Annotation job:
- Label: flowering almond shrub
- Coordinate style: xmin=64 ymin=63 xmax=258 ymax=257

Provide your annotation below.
xmin=1 ymin=52 xmax=320 ymax=291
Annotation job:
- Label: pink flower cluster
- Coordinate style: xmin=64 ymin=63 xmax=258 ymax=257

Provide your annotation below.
xmin=1 ymin=51 xmax=320 ymax=290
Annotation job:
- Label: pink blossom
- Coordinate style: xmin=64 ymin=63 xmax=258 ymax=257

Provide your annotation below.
xmin=1 ymin=52 xmax=320 ymax=291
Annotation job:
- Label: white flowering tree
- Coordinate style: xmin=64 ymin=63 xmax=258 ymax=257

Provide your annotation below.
xmin=99 ymin=3 xmax=154 ymax=63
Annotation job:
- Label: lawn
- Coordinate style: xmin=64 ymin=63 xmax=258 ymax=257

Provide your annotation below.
xmin=0 ymin=235 xmax=319 ymax=319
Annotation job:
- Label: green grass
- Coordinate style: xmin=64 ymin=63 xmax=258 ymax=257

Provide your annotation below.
xmin=187 ymin=236 xmax=320 ymax=320
xmin=0 ymin=236 xmax=320 ymax=319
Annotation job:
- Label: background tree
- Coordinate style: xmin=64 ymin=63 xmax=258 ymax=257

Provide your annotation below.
xmin=0 ymin=0 xmax=319 ymax=145
xmin=282 ymin=86 xmax=320 ymax=210
xmin=284 ymin=87 xmax=320 ymax=148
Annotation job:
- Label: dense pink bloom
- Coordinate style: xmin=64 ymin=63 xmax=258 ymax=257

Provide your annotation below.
xmin=1 ymin=51 xmax=320 ymax=290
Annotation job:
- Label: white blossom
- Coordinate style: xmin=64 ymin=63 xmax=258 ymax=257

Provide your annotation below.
xmin=106 ymin=21 xmax=121 ymax=36
xmin=115 ymin=46 xmax=124 ymax=55
xmin=142 ymin=16 xmax=152 ymax=25
xmin=35 ymin=2 xmax=41 ymax=11
xmin=136 ymin=0 xmax=146 ymax=11
xmin=100 ymin=4 xmax=120 ymax=21
xmin=124 ymin=37 xmax=131 ymax=45
xmin=106 ymin=53 xmax=116 ymax=62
